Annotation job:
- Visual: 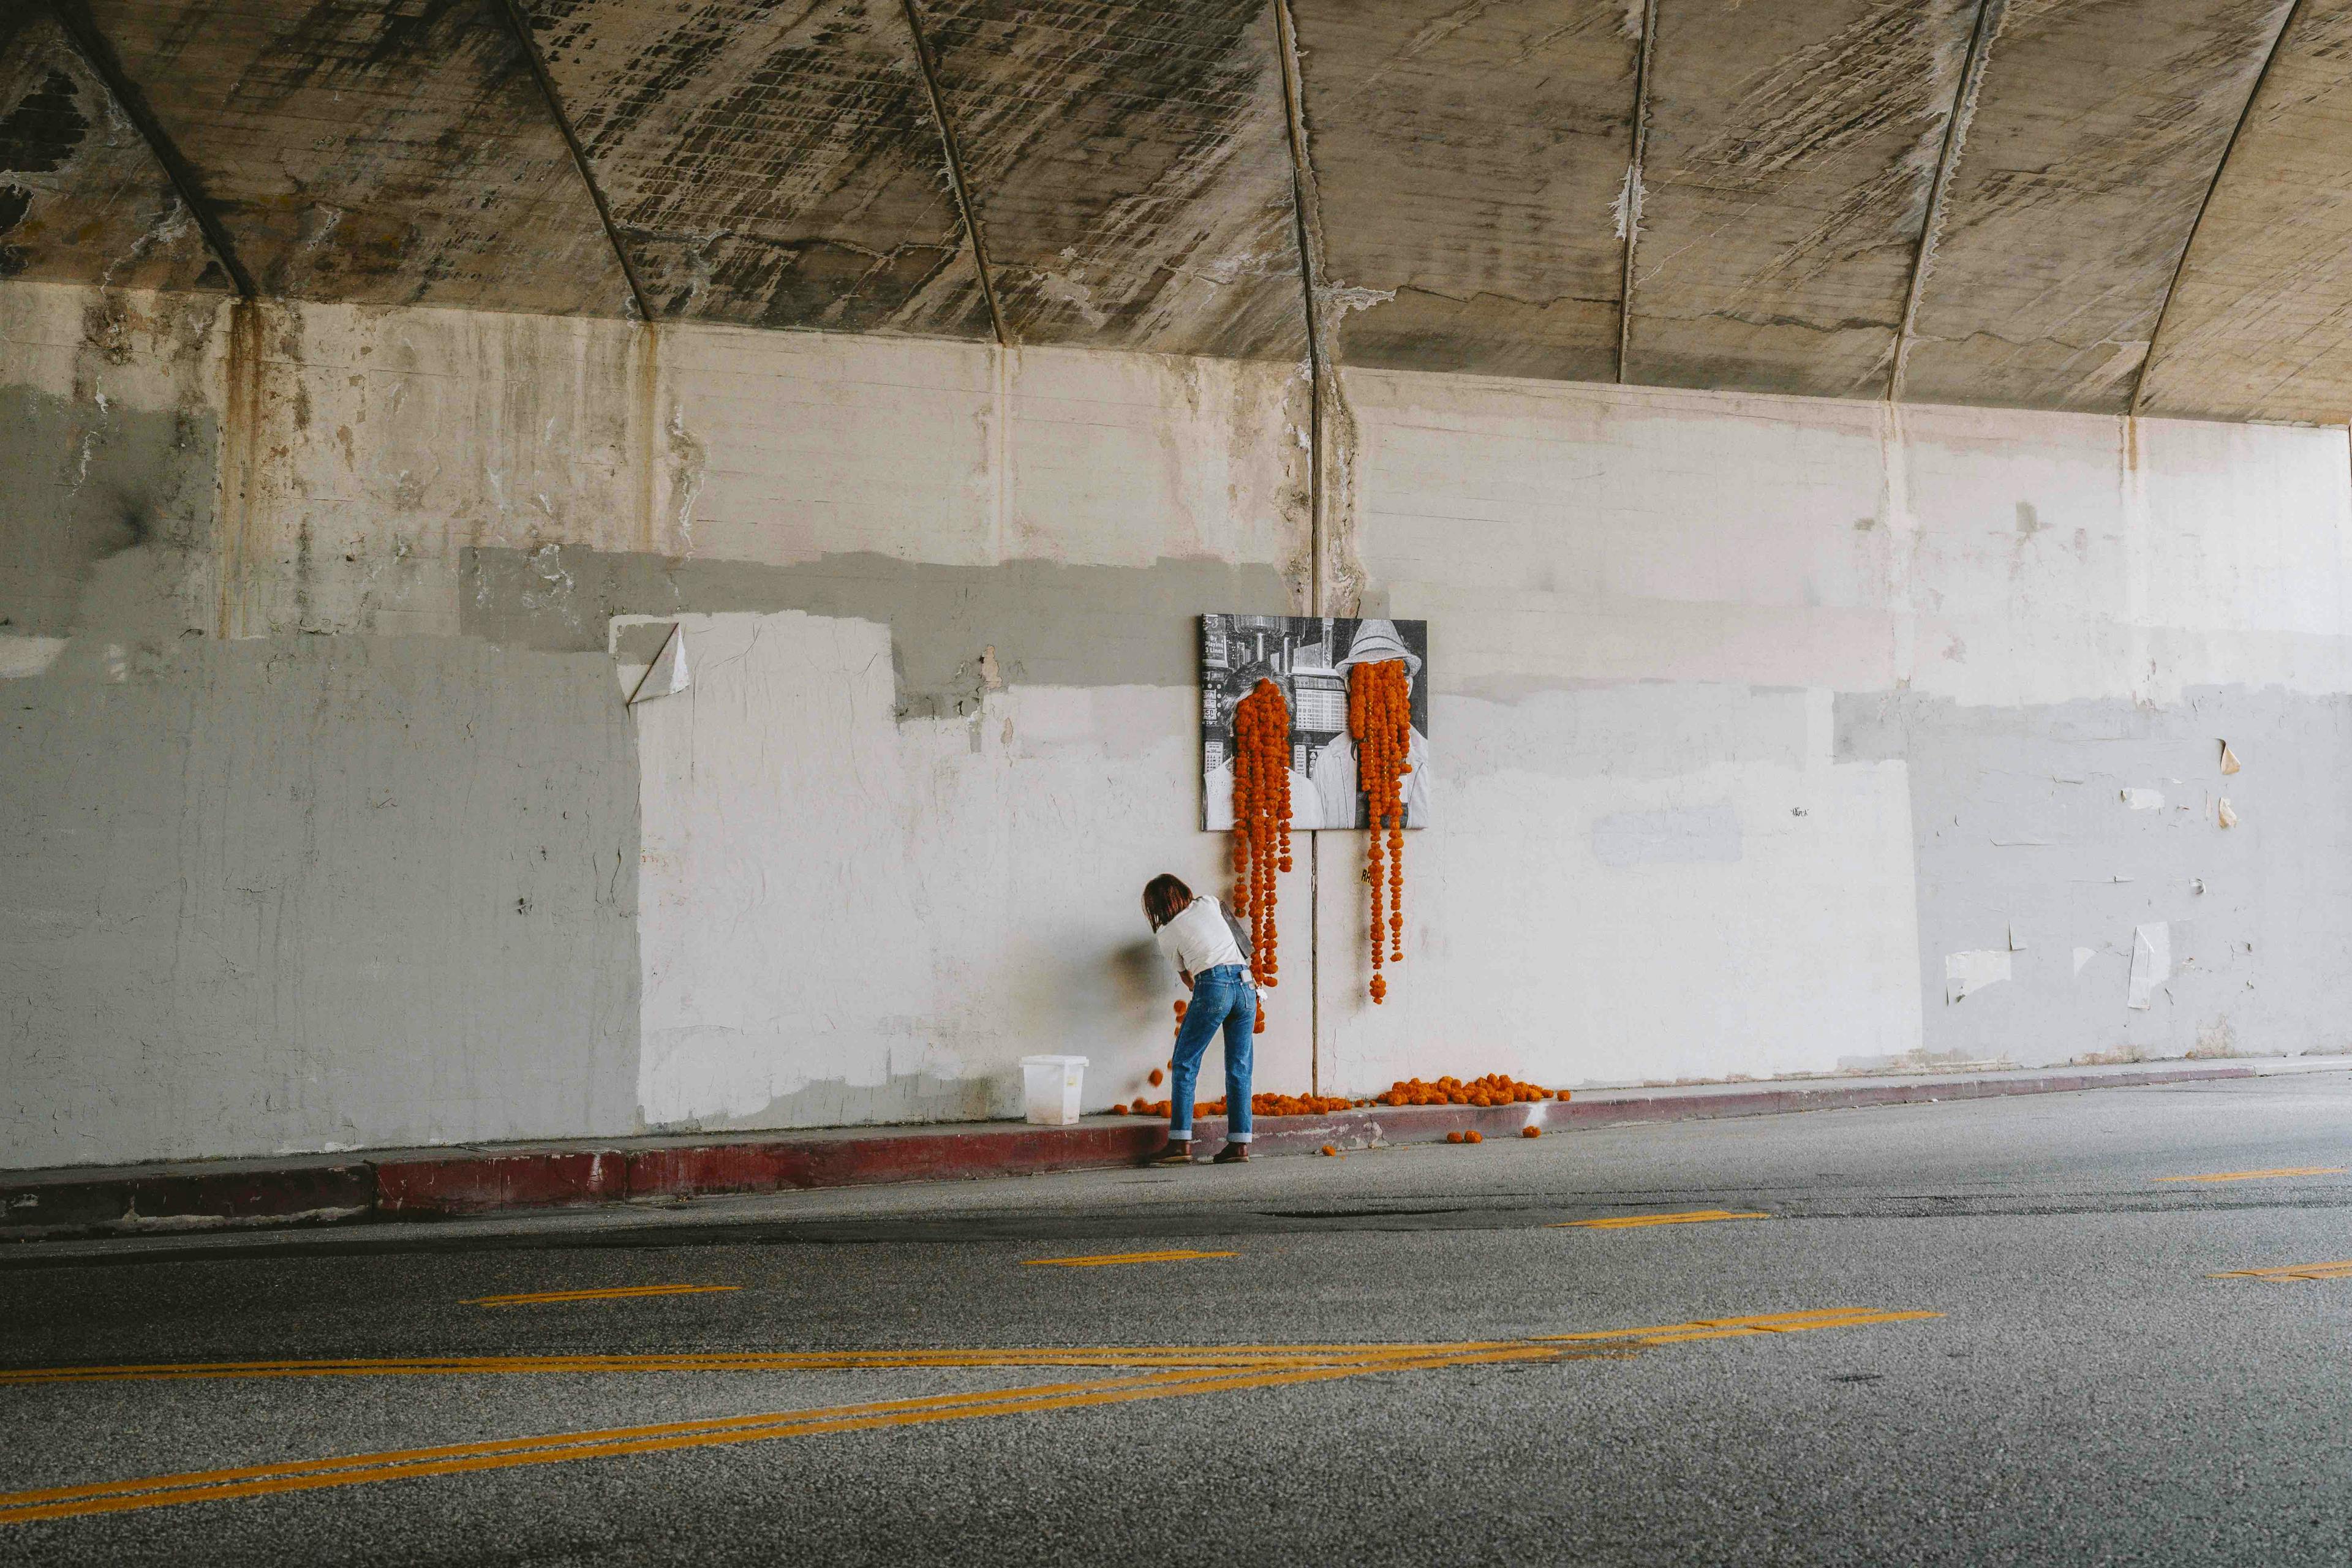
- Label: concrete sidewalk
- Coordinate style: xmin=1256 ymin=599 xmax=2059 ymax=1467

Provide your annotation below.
xmin=6 ymin=1058 xmax=2338 ymax=1242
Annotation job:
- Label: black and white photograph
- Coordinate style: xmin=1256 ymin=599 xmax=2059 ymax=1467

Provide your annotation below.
xmin=1200 ymin=614 xmax=1430 ymax=832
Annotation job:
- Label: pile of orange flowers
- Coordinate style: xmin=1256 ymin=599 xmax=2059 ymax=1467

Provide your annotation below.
xmin=1377 ymin=1074 xmax=1567 ymax=1107
xmin=1349 ymin=658 xmax=1411 ymax=1003
xmin=1230 ymin=678 xmax=1292 ymax=1033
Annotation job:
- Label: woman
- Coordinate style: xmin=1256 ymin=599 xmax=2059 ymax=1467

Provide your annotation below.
xmin=1140 ymin=873 xmax=1254 ymax=1165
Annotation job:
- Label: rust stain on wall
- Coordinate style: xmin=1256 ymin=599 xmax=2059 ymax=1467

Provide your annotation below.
xmin=1626 ymin=0 xmax=1978 ymax=399
xmin=0 ymin=17 xmax=224 ymax=292
xmin=527 ymin=0 xmax=993 ymax=337
xmin=82 ymin=0 xmax=630 ymax=312
xmin=1286 ymin=0 xmax=1638 ymax=383
xmin=1902 ymin=0 xmax=2292 ymax=414
xmin=2137 ymin=5 xmax=2352 ymax=424
xmin=910 ymin=0 xmax=1307 ymax=360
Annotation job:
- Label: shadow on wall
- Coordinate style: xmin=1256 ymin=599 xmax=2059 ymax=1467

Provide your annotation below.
xmin=682 ymin=1070 xmax=1008 ymax=1134
xmin=639 ymin=937 xmax=1182 ymax=1135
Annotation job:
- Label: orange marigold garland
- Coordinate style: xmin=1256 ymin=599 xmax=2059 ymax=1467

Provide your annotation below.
xmin=1230 ymin=677 xmax=1292 ymax=1033
xmin=1349 ymin=657 xmax=1412 ymax=1003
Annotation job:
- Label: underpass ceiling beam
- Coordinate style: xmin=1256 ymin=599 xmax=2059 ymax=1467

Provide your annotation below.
xmin=2130 ymin=0 xmax=2307 ymax=418
xmin=1887 ymin=0 xmax=2004 ymax=404
xmin=490 ymin=0 xmax=654 ymax=323
xmin=895 ymin=0 xmax=1007 ymax=346
xmin=42 ymin=0 xmax=252 ymax=298
xmin=1616 ymin=0 xmax=1658 ymax=385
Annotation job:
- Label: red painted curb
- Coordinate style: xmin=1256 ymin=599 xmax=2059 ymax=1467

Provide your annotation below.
xmin=626 ymin=1123 xmax=1167 ymax=1199
xmin=0 ymin=1063 xmax=2266 ymax=1240
xmin=376 ymin=1150 xmax=627 ymax=1217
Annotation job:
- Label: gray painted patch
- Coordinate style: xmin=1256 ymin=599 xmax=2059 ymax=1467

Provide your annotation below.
xmin=2 ymin=633 xmax=642 ymax=1169
xmin=1836 ymin=687 xmax=2352 ymax=1068
xmin=1592 ymin=804 xmax=1744 ymax=868
xmin=0 ymin=383 xmax=219 ymax=639
xmin=3 ymin=531 xmax=641 ymax=1166
xmin=460 ymin=546 xmax=1294 ymax=716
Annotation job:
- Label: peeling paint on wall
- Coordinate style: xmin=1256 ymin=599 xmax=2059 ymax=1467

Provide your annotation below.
xmin=1945 ymin=948 xmax=2011 ymax=1003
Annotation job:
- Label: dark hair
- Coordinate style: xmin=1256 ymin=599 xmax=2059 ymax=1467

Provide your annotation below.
xmin=1142 ymin=873 xmax=1193 ymax=930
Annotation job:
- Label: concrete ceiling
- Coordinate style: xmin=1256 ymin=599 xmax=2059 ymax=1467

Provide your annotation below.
xmin=6 ymin=0 xmax=2352 ymax=424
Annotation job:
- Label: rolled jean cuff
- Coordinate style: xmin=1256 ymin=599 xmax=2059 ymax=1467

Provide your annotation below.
xmin=1167 ymin=1128 xmax=1191 ymax=1140
xmin=1225 ymin=1131 xmax=1252 ymax=1142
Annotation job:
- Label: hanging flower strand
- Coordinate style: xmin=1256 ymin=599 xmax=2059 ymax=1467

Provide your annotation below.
xmin=1231 ymin=678 xmax=1292 ymax=1033
xmin=1348 ymin=657 xmax=1412 ymax=1003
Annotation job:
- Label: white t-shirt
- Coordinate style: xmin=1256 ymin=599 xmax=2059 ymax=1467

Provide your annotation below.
xmin=1156 ymin=895 xmax=1248 ymax=978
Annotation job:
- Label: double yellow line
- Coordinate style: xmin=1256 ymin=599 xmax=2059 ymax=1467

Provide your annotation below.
xmin=0 ymin=1343 xmax=1469 ymax=1389
xmin=0 ymin=1311 xmax=1940 ymax=1527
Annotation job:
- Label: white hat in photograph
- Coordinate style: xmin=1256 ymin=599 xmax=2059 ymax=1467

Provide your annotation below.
xmin=1333 ymin=619 xmax=1422 ymax=680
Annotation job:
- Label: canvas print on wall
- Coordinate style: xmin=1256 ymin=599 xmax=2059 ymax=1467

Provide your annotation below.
xmin=1201 ymin=615 xmax=1430 ymax=831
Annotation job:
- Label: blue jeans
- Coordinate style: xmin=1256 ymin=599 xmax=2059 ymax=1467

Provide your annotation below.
xmin=1169 ymin=965 xmax=1254 ymax=1143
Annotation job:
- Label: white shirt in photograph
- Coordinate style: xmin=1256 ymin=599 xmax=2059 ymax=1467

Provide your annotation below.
xmin=1310 ymin=726 xmax=1430 ymax=829
xmin=1205 ymin=758 xmax=1324 ymax=830
xmin=1156 ymin=894 xmax=1248 ymax=978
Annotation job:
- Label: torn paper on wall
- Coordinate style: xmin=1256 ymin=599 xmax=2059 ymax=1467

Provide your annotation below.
xmin=2217 ymin=797 xmax=2237 ymax=828
xmin=2121 ymin=788 xmax=2163 ymax=810
xmin=2073 ymin=947 xmax=2095 ymax=975
xmin=2219 ymin=742 xmax=2241 ymax=775
xmin=2128 ymin=922 xmax=2171 ymax=1009
xmin=633 ymin=627 xmax=692 ymax=705
xmin=1945 ymin=949 xmax=2012 ymax=1004
xmin=612 ymin=619 xmax=692 ymax=705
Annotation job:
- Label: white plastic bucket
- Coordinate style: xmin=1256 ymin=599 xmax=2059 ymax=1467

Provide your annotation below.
xmin=1019 ymin=1055 xmax=1088 ymax=1126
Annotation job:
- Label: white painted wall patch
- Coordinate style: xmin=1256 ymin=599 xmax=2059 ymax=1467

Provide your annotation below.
xmin=1945 ymin=949 xmax=2011 ymax=1003
xmin=2122 ymin=788 xmax=2163 ymax=810
xmin=1591 ymin=804 xmax=1743 ymax=868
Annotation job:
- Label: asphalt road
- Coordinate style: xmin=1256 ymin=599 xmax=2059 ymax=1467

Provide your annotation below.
xmin=7 ymin=1073 xmax=2352 ymax=1566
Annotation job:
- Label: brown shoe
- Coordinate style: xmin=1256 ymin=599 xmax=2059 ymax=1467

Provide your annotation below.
xmin=1147 ymin=1142 xmax=1195 ymax=1166
xmin=1211 ymin=1142 xmax=1251 ymax=1164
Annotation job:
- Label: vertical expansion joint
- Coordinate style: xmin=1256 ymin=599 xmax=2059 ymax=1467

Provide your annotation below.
xmin=1273 ymin=0 xmax=1327 ymax=616
xmin=1889 ymin=0 xmax=2005 ymax=404
xmin=43 ymin=0 xmax=254 ymax=297
xmin=2132 ymin=0 xmax=2305 ymax=418
xmin=1616 ymin=0 xmax=1659 ymax=385
xmin=489 ymin=0 xmax=654 ymax=323
xmin=897 ymin=0 xmax=1008 ymax=347
xmin=1275 ymin=0 xmax=1331 ymax=1093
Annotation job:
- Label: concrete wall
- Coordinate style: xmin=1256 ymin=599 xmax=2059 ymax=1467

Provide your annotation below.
xmin=5 ymin=279 xmax=2349 ymax=1167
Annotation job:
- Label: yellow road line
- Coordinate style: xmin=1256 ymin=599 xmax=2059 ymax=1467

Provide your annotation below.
xmin=1536 ymin=1309 xmax=1942 ymax=1346
xmin=0 ymin=1347 xmax=1555 ymax=1526
xmin=0 ymin=1310 xmax=1939 ymax=1526
xmin=0 ymin=1345 xmax=1471 ymax=1388
xmin=2154 ymin=1167 xmax=2348 ymax=1183
xmin=466 ymin=1286 xmax=741 ymax=1307
xmin=1021 ymin=1250 xmax=1237 ymax=1267
xmin=2211 ymin=1260 xmax=2352 ymax=1281
xmin=1550 ymin=1210 xmax=1771 ymax=1230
